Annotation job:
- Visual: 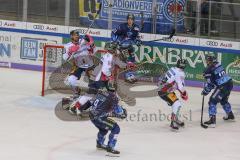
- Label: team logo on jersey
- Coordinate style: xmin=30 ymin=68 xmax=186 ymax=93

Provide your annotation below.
xmin=127 ymin=31 xmax=133 ymax=37
xmin=163 ymin=0 xmax=185 ymax=23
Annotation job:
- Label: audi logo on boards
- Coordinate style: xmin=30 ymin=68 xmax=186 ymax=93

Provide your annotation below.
xmin=33 ymin=25 xmax=44 ymax=30
xmin=77 ymin=29 xmax=88 ymax=34
xmin=206 ymin=41 xmax=218 ymax=46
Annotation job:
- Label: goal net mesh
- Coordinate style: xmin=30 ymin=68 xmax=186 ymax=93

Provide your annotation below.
xmin=42 ymin=45 xmax=72 ymax=96
xmin=41 ymin=45 xmax=168 ymax=96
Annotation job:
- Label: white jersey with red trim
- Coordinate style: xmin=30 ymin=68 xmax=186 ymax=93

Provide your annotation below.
xmin=63 ymin=37 xmax=96 ymax=68
xmin=93 ymin=52 xmax=127 ymax=81
xmin=159 ymin=67 xmax=186 ymax=93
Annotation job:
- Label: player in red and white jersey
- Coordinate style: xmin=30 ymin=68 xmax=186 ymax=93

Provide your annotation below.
xmin=89 ymin=41 xmax=135 ymax=91
xmin=158 ymin=59 xmax=188 ymax=130
xmin=63 ymin=30 xmax=96 ymax=97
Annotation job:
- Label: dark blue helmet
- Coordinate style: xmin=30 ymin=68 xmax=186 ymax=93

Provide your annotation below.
xmin=206 ymin=54 xmax=217 ymax=66
xmin=127 ymin=13 xmax=135 ymax=21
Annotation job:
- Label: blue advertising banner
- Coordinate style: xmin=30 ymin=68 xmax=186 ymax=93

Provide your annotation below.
xmin=79 ymin=0 xmax=186 ymax=34
xmin=20 ymin=38 xmax=38 ymax=60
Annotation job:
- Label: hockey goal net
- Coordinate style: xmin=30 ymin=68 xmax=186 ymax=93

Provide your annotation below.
xmin=41 ymin=44 xmax=168 ymax=96
xmin=41 ymin=44 xmax=102 ymax=96
xmin=41 ymin=44 xmax=72 ymax=96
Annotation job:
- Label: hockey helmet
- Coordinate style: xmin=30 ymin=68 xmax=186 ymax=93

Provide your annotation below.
xmin=176 ymin=58 xmax=187 ymax=70
xmin=206 ymin=53 xmax=217 ymax=66
xmin=70 ymin=30 xmax=79 ymax=36
xmin=127 ymin=13 xmax=135 ymax=21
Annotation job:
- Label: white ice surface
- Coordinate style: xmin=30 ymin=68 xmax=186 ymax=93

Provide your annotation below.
xmin=0 ymin=68 xmax=240 ymax=160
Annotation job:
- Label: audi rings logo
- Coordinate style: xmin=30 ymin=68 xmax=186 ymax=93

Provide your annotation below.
xmin=77 ymin=29 xmax=88 ymax=34
xmin=33 ymin=25 xmax=44 ymax=30
xmin=206 ymin=41 xmax=218 ymax=46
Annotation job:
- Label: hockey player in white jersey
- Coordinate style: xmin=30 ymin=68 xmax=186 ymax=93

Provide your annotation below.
xmin=63 ymin=30 xmax=96 ymax=97
xmin=89 ymin=41 xmax=134 ymax=91
xmin=158 ymin=59 xmax=188 ymax=130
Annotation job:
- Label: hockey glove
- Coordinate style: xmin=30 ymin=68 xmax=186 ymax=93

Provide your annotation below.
xmin=181 ymin=91 xmax=188 ymax=101
xmin=201 ymin=88 xmax=210 ymax=96
xmin=112 ymin=105 xmax=127 ymax=119
xmin=117 ymin=108 xmax=127 ymax=119
xmin=201 ymin=84 xmax=214 ymax=96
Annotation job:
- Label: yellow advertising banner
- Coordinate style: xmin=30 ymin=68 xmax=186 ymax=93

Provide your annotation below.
xmin=79 ymin=0 xmax=100 ymax=17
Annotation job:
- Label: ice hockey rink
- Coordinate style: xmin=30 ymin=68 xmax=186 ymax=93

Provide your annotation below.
xmin=0 ymin=68 xmax=240 ymax=160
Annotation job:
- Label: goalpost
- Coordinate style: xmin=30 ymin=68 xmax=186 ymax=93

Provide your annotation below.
xmin=41 ymin=44 xmax=67 ymax=96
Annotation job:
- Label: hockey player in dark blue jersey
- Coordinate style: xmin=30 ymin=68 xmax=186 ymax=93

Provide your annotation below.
xmin=111 ymin=13 xmax=142 ymax=83
xmin=202 ymin=54 xmax=235 ymax=127
xmin=89 ymin=89 xmax=127 ymax=155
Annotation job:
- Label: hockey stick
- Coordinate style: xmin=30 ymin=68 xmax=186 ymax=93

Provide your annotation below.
xmin=77 ymin=2 xmax=102 ymax=34
xmin=66 ymin=3 xmax=102 ymax=62
xmin=145 ymin=29 xmax=176 ymax=42
xmin=200 ymin=95 xmax=208 ymax=129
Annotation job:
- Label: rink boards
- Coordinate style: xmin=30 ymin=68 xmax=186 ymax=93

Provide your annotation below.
xmin=0 ymin=19 xmax=240 ymax=91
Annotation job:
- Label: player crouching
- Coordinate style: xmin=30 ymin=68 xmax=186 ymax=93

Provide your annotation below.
xmin=158 ymin=59 xmax=188 ymax=130
xmin=89 ymin=89 xmax=127 ymax=155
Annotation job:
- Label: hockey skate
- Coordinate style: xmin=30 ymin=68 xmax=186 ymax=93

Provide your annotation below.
xmin=62 ymin=97 xmax=72 ymax=110
xmin=223 ymin=111 xmax=235 ymax=121
xmin=96 ymin=143 xmax=108 ymax=150
xmin=175 ymin=119 xmax=185 ymax=127
xmin=68 ymin=100 xmax=78 ymax=115
xmin=204 ymin=115 xmax=216 ymax=128
xmin=170 ymin=113 xmax=184 ymax=130
xmin=68 ymin=106 xmax=76 ymax=115
xmin=106 ymin=147 xmax=120 ymax=157
xmin=170 ymin=120 xmax=179 ymax=130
